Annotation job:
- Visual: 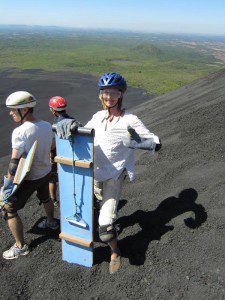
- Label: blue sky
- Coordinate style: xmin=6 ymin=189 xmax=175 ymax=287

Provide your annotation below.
xmin=0 ymin=0 xmax=225 ymax=35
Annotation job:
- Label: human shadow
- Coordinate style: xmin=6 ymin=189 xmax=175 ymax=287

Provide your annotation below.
xmin=28 ymin=217 xmax=60 ymax=249
xmin=94 ymin=188 xmax=207 ymax=265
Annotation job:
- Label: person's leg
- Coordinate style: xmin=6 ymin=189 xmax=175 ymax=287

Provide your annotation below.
xmin=7 ymin=213 xmax=24 ymax=248
xmin=49 ymin=182 xmax=56 ymax=201
xmin=43 ymin=199 xmax=54 ymax=223
xmin=49 ymin=164 xmax=59 ymax=207
xmin=37 ymin=173 xmax=54 ymax=222
xmin=2 ymin=184 xmax=33 ymax=259
xmin=36 ymin=173 xmax=59 ymax=229
xmin=4 ymin=181 xmax=35 ymax=247
xmin=108 ymin=238 xmax=120 ymax=260
xmin=98 ymin=170 xmax=126 ymax=273
xmin=94 ymin=180 xmax=103 ymax=201
xmin=3 ymin=211 xmax=30 ymax=259
xmin=37 ymin=197 xmax=58 ymax=229
xmin=101 ymin=178 xmax=123 ymax=259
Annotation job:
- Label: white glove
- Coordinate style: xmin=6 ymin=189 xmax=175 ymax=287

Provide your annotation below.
xmin=0 ymin=176 xmax=14 ymax=202
xmin=122 ymin=126 xmax=161 ymax=151
xmin=56 ymin=119 xmax=81 ymax=139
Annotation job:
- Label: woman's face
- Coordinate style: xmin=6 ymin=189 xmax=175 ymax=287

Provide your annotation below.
xmin=101 ymin=88 xmax=121 ymax=108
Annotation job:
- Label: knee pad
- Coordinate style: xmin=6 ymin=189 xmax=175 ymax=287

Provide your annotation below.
xmin=49 ymin=175 xmax=58 ymax=184
xmin=39 ymin=197 xmax=51 ymax=205
xmin=1 ymin=209 xmax=18 ymax=221
xmin=98 ymin=198 xmax=118 ymax=226
xmin=99 ymin=224 xmax=117 ymax=243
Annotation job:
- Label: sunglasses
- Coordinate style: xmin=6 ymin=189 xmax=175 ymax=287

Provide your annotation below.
xmin=101 ymin=90 xmax=121 ymax=98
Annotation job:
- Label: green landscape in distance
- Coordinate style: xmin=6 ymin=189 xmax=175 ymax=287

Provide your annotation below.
xmin=1 ymin=25 xmax=225 ymax=94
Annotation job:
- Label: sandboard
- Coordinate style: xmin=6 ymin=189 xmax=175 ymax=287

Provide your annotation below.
xmin=55 ymin=127 xmax=94 ymax=267
xmin=0 ymin=141 xmax=38 ymax=208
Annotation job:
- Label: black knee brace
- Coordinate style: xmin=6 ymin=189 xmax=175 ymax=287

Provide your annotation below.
xmin=99 ymin=224 xmax=117 ymax=243
xmin=2 ymin=209 xmax=18 ymax=221
xmin=39 ymin=197 xmax=51 ymax=205
xmin=8 ymin=158 xmax=20 ymax=176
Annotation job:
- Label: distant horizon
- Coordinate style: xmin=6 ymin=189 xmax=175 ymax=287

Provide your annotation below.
xmin=1 ymin=23 xmax=225 ymax=38
xmin=0 ymin=0 xmax=225 ymax=36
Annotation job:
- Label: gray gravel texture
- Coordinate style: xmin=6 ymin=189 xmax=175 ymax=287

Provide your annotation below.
xmin=0 ymin=68 xmax=225 ymax=299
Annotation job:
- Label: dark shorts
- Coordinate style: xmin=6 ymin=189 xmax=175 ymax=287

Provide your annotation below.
xmin=5 ymin=172 xmax=51 ymax=213
xmin=49 ymin=163 xmax=58 ymax=184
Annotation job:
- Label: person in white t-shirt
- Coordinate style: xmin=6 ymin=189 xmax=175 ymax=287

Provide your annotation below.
xmin=1 ymin=91 xmax=58 ymax=260
xmin=85 ymin=72 xmax=162 ymax=274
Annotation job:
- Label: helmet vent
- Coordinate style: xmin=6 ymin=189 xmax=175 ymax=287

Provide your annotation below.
xmin=98 ymin=72 xmax=127 ymax=92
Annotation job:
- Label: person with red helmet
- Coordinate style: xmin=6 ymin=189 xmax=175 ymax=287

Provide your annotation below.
xmin=49 ymin=96 xmax=70 ymax=119
xmin=49 ymin=96 xmax=83 ymax=207
xmin=48 ymin=96 xmax=73 ymax=207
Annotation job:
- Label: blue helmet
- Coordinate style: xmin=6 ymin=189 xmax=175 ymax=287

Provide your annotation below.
xmin=98 ymin=72 xmax=127 ymax=92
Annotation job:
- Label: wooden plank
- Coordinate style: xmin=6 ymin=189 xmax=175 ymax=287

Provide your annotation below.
xmin=54 ymin=156 xmax=92 ymax=168
xmin=13 ymin=141 xmax=38 ymax=185
xmin=27 ymin=141 xmax=38 ymax=172
xmin=13 ymin=158 xmax=26 ymax=184
xmin=59 ymin=232 xmax=92 ymax=248
xmin=0 ymin=198 xmax=4 ymax=208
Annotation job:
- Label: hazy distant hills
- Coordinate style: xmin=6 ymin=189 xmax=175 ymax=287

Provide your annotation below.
xmin=132 ymin=43 xmax=164 ymax=57
xmin=0 ymin=24 xmax=225 ymax=42
xmin=0 ymin=25 xmax=224 ymax=95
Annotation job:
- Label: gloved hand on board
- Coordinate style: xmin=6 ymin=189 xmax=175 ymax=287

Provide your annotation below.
xmin=0 ymin=176 xmax=15 ymax=202
xmin=56 ymin=119 xmax=82 ymax=139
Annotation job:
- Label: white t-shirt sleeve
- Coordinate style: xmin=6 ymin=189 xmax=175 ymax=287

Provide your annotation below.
xmin=11 ymin=127 xmax=26 ymax=152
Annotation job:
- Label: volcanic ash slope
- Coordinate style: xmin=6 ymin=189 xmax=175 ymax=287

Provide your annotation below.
xmin=0 ymin=68 xmax=225 ymax=299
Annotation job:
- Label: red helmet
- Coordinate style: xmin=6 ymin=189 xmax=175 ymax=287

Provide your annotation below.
xmin=49 ymin=96 xmax=67 ymax=111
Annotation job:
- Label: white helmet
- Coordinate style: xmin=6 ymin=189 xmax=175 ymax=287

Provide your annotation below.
xmin=6 ymin=91 xmax=37 ymax=109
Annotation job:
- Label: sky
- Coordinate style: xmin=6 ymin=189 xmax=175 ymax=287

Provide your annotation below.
xmin=0 ymin=0 xmax=225 ymax=35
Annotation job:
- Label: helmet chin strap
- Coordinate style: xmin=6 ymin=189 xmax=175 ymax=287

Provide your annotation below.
xmin=50 ymin=107 xmax=58 ymax=117
xmin=106 ymin=102 xmax=118 ymax=110
xmin=18 ymin=109 xmax=30 ymax=124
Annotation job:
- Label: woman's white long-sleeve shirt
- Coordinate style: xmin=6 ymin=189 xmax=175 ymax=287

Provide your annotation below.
xmin=85 ymin=110 xmax=154 ymax=182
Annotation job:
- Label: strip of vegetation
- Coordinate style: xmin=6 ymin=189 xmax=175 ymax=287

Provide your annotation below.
xmin=0 ymin=28 xmax=224 ymax=94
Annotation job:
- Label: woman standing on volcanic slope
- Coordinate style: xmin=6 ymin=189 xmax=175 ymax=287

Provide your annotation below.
xmin=57 ymin=72 xmax=161 ymax=274
xmin=84 ymin=72 xmax=162 ymax=274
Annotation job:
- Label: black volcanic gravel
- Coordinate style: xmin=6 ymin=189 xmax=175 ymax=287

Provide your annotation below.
xmin=0 ymin=68 xmax=225 ymax=299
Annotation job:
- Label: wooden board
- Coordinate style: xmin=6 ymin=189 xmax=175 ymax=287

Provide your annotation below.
xmin=54 ymin=156 xmax=92 ymax=168
xmin=0 ymin=141 xmax=38 ymax=206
